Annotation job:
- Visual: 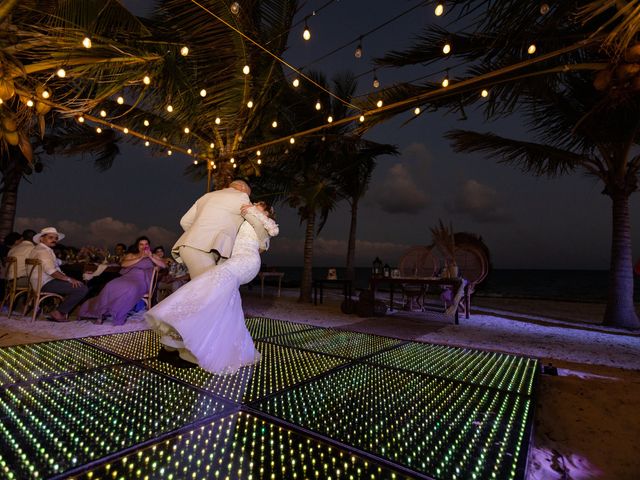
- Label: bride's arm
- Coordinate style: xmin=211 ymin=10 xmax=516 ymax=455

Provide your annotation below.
xmin=241 ymin=206 xmax=279 ymax=251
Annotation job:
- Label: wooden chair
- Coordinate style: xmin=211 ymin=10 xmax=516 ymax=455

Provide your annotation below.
xmin=22 ymin=258 xmax=64 ymax=322
xmin=142 ymin=267 xmax=159 ymax=310
xmin=453 ymin=237 xmax=490 ymax=317
xmin=0 ymin=256 xmax=30 ymax=318
xmin=397 ymin=246 xmax=439 ymax=310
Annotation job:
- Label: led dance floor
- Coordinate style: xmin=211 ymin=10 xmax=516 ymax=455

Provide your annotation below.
xmin=0 ymin=317 xmax=538 ymax=479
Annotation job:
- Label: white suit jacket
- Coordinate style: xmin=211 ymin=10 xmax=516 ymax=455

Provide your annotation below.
xmin=172 ymin=187 xmax=269 ymax=259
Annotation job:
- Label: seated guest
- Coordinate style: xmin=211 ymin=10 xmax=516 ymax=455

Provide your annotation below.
xmin=152 ymin=246 xmax=172 ymax=266
xmin=28 ymin=227 xmax=88 ymax=322
xmin=113 ymin=243 xmax=127 ymax=263
xmin=7 ymin=229 xmax=37 ymax=287
xmin=78 ymin=236 xmax=166 ymax=325
xmin=0 ymin=231 xmax=22 ymax=262
xmin=157 ymin=260 xmax=190 ymax=302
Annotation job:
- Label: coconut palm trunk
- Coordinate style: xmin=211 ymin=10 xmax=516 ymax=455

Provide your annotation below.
xmin=0 ymin=155 xmax=21 ymax=239
xmin=345 ymin=199 xmax=358 ymax=282
xmin=299 ymin=209 xmax=315 ymax=303
xmin=604 ymin=188 xmax=640 ymax=328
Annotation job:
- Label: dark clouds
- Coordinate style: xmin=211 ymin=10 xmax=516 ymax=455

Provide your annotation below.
xmin=445 ymin=179 xmax=513 ymax=223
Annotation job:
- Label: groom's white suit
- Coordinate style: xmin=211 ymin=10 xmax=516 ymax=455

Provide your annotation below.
xmin=172 ymin=183 xmax=269 ymax=278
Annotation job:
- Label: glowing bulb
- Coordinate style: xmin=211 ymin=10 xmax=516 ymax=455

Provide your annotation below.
xmin=242 ymin=65 xmax=250 ymax=75
xmin=166 ymin=105 xmax=173 ymax=112
xmin=210 ymin=142 xmax=215 ymax=148
xmin=443 ymin=43 xmax=451 ymax=54
xmin=256 ymin=150 xmax=261 ymax=156
xmin=414 ymin=107 xmax=421 ymax=115
xmin=82 ymin=36 xmax=92 ymax=48
xmin=247 ymin=100 xmax=254 ymax=108
xmin=143 ymin=75 xmax=151 ymax=85
xmin=373 ymin=77 xmax=380 ymax=88
xmin=272 ymin=120 xmax=278 ymax=128
xmin=292 ymin=78 xmax=300 ymax=87
xmin=187 ymin=148 xmax=192 ymax=154
xmin=180 ymin=46 xmax=189 ymax=56
xmin=359 ymin=114 xmax=365 ymax=122
xmin=96 ymin=127 xmax=102 ymax=133
xmin=290 ymin=137 xmax=295 ymax=144
xmin=41 ymin=90 xmax=50 ymax=99
xmin=200 ymin=89 xmax=207 ymax=97
xmin=215 ymin=117 xmax=221 ymax=125
xmin=143 ymin=119 xmax=150 ymax=126
xmin=117 ymin=96 xmax=124 ymax=104
xmin=481 ymin=89 xmax=489 ymax=97
xmin=327 ymin=116 xmax=333 ymax=123
xmin=315 ymin=100 xmax=321 ymax=110
xmin=184 ymin=127 xmax=190 ymax=134
xmin=210 ymin=160 xmax=214 ymax=166
xmin=230 ymin=1 xmax=240 ymax=14
xmin=442 ymin=76 xmax=449 ymax=87
xmin=435 ymin=3 xmax=444 ymax=16
xmin=100 ymin=110 xmax=107 ymax=117
xmin=167 ymin=150 xmax=172 ymax=156
xmin=193 ymin=160 xmax=198 ymax=165
xmin=376 ymin=99 xmax=383 ymax=108
xmin=527 ymin=44 xmax=536 ymax=54
xmin=77 ymin=115 xmax=85 ymax=123
xmin=230 ymin=158 xmax=235 ymax=163
xmin=145 ymin=140 xmax=150 ymax=146
xmin=123 ymin=128 xmax=129 ymax=134
xmin=257 ymin=159 xmax=262 ymax=164
xmin=56 ymin=68 xmax=66 ymax=78
xmin=303 ymin=23 xmax=311 ymax=41
xmin=354 ymin=44 xmax=363 ymax=58
xmin=26 ymin=99 xmax=34 ymax=107
xmin=540 ymin=3 xmax=550 ymax=15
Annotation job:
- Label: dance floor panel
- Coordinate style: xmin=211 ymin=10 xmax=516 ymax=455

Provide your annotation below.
xmin=0 ymin=318 xmax=537 ymax=480
xmin=0 ymin=339 xmax=122 ymax=387
xmin=0 ymin=364 xmax=228 ymax=480
xmin=264 ymin=327 xmax=405 ymax=359
xmin=70 ymin=411 xmax=411 ymax=479
xmin=256 ymin=363 xmax=533 ymax=480
xmin=143 ymin=341 xmax=347 ymax=403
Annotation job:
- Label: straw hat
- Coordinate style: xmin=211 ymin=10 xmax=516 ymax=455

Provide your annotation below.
xmin=33 ymin=226 xmax=65 ymax=243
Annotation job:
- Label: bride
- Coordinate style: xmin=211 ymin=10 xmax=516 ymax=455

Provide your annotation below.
xmin=145 ymin=201 xmax=279 ymax=374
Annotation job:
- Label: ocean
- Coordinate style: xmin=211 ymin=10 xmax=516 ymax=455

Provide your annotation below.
xmin=262 ymin=267 xmax=640 ymax=303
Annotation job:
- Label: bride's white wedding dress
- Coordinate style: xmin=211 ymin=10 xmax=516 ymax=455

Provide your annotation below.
xmin=146 ymin=211 xmax=276 ymax=374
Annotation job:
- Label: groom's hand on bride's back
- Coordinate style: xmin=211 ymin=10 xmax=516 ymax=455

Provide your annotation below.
xmin=240 ymin=204 xmax=252 ymax=215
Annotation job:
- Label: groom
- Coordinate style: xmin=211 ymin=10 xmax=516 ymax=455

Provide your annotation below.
xmin=172 ymin=179 xmax=270 ymax=278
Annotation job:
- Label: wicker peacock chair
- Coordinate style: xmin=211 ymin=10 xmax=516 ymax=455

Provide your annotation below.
xmin=397 ymin=245 xmax=439 ymax=310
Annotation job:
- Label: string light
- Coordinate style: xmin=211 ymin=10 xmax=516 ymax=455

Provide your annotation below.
xmin=376 ymin=99 xmax=383 ymax=108
xmin=230 ymin=157 xmax=235 ymax=163
xmin=242 ymin=65 xmax=250 ymax=75
xmin=99 ymin=110 xmax=107 ymax=117
xmin=303 ymin=18 xmax=311 ymax=41
xmin=41 ymin=90 xmax=50 ymax=99
xmin=180 ymin=46 xmax=189 ymax=56
xmin=143 ymin=119 xmax=150 ymax=126
xmin=256 ymin=150 xmax=261 ymax=156
xmin=230 ymin=1 xmax=240 ymax=14
xmin=257 ymin=158 xmax=262 ymax=164
xmin=144 ymin=140 xmax=150 ymax=146
xmin=315 ymin=100 xmax=321 ymax=110
xmin=116 ymin=96 xmax=124 ymax=104
xmin=442 ymin=70 xmax=450 ymax=87
xmin=200 ymin=89 xmax=207 ymax=97
xmin=290 ymin=137 xmax=295 ymax=144
xmin=327 ymin=115 xmax=333 ymax=123
xmin=143 ymin=75 xmax=151 ymax=85
xmin=193 ymin=160 xmax=198 ymax=165
xmin=373 ymin=70 xmax=380 ymax=89
xmin=272 ymin=120 xmax=278 ymax=128
xmin=77 ymin=115 xmax=85 ymax=123
xmin=359 ymin=114 xmax=365 ymax=122
xmin=26 ymin=99 xmax=34 ymax=107
xmin=527 ymin=44 xmax=537 ymax=54
xmin=187 ymin=148 xmax=192 ymax=154
xmin=354 ymin=37 xmax=363 ymax=58
xmin=210 ymin=142 xmax=215 ymax=148
xmin=247 ymin=100 xmax=254 ymax=108
xmin=435 ymin=2 xmax=444 ymax=16
xmin=167 ymin=150 xmax=173 ymax=156
xmin=210 ymin=160 xmax=214 ymax=166
xmin=414 ymin=107 xmax=421 ymax=115
xmin=443 ymin=42 xmax=451 ymax=54
xmin=56 ymin=68 xmax=66 ymax=78
xmin=292 ymin=78 xmax=300 ymax=87
xmin=123 ymin=128 xmax=129 ymax=134
xmin=82 ymin=36 xmax=92 ymax=48
xmin=166 ymin=105 xmax=174 ymax=112
xmin=184 ymin=127 xmax=190 ymax=134
xmin=540 ymin=3 xmax=550 ymax=14
xmin=481 ymin=89 xmax=489 ymax=97
xmin=96 ymin=127 xmax=102 ymax=133
xmin=215 ymin=117 xmax=221 ymax=125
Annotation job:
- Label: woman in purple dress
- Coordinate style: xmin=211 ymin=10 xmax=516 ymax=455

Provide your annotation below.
xmin=78 ymin=236 xmax=166 ymax=325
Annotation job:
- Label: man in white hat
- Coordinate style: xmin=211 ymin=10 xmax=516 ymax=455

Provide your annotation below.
xmin=28 ymin=227 xmax=88 ymax=322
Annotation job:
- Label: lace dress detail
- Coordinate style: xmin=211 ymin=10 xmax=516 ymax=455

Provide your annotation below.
xmin=146 ymin=221 xmax=263 ymax=374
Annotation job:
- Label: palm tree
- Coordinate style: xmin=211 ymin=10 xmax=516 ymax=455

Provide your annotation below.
xmin=366 ymin=0 xmax=640 ymax=329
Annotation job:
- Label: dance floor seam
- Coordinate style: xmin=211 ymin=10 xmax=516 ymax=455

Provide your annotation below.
xmin=0 ymin=317 xmax=538 ymax=480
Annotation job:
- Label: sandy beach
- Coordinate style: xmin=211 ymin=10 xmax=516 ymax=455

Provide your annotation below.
xmin=1 ymin=287 xmax=638 ymax=479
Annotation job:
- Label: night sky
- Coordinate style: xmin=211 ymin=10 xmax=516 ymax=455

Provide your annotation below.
xmin=14 ymin=0 xmax=640 ymax=269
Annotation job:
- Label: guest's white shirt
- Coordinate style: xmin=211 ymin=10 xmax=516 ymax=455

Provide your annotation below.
xmin=7 ymin=240 xmax=35 ymax=279
xmin=28 ymin=243 xmax=60 ymax=288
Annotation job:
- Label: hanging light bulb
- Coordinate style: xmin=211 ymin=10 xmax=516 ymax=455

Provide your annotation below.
xmin=210 ymin=142 xmax=215 ymax=148
xmin=26 ymin=99 xmax=34 ymax=107
xmin=435 ymin=2 xmax=444 ymax=16
xmin=256 ymin=150 xmax=261 ymax=156
xmin=230 ymin=1 xmax=240 ymax=14
xmin=442 ymin=70 xmax=450 ymax=87
xmin=527 ymin=44 xmax=537 ymax=54
xmin=56 ymin=68 xmax=66 ymax=78
xmin=292 ymin=78 xmax=300 ymax=87
xmin=193 ymin=160 xmax=198 ymax=165
xmin=77 ymin=115 xmax=85 ymax=123
xmin=290 ymin=137 xmax=295 ymax=144
xmin=184 ymin=127 xmax=190 ymax=134
xmin=354 ymin=37 xmax=363 ymax=58
xmin=100 ymin=110 xmax=107 ymax=117
xmin=272 ymin=120 xmax=278 ymax=128
xmin=41 ymin=89 xmax=51 ymax=99
xmin=414 ymin=107 xmax=421 ymax=115
xmin=123 ymin=128 xmax=129 ymax=134
xmin=143 ymin=75 xmax=151 ymax=85
xmin=247 ymin=100 xmax=254 ymax=108
xmin=315 ymin=100 xmax=321 ymax=110
xmin=443 ymin=43 xmax=451 ymax=54
xmin=143 ymin=119 xmax=150 ymax=126
xmin=180 ymin=46 xmax=189 ymax=56
xmin=167 ymin=150 xmax=173 ymax=156
xmin=200 ymin=88 xmax=207 ymax=97
xmin=187 ymin=148 xmax=192 ymax=154
xmin=96 ymin=127 xmax=102 ymax=133
xmin=210 ymin=160 xmax=214 ymax=166
xmin=376 ymin=99 xmax=383 ymax=108
xmin=145 ymin=140 xmax=150 ymax=147
xmin=327 ymin=115 xmax=333 ymax=123
xmin=215 ymin=117 xmax=221 ymax=125
xmin=303 ymin=18 xmax=311 ymax=41
xmin=166 ymin=105 xmax=174 ymax=112
xmin=373 ymin=70 xmax=380 ymax=88
xmin=257 ymin=158 xmax=262 ymax=165
xmin=481 ymin=89 xmax=489 ymax=97
xmin=230 ymin=158 xmax=235 ymax=164
xmin=540 ymin=3 xmax=550 ymax=15
xmin=242 ymin=65 xmax=250 ymax=75
xmin=359 ymin=114 xmax=365 ymax=122
xmin=116 ymin=96 xmax=124 ymax=104
xmin=82 ymin=36 xmax=92 ymax=48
